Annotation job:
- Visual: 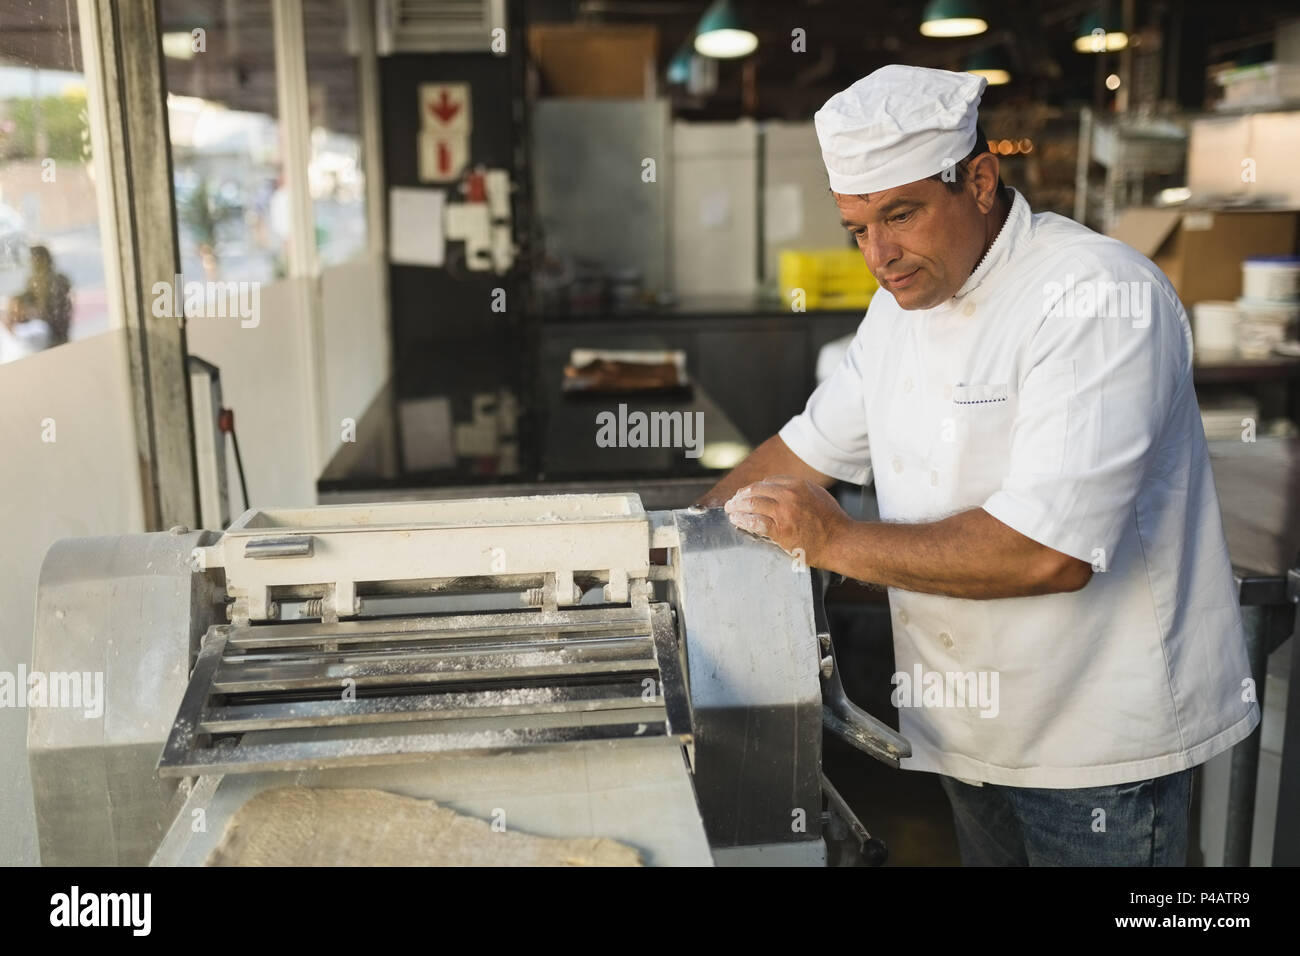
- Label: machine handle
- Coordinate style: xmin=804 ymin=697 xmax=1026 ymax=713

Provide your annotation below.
xmin=243 ymin=536 xmax=314 ymax=559
xmin=822 ymin=772 xmax=889 ymax=867
xmin=811 ymin=569 xmax=912 ymax=768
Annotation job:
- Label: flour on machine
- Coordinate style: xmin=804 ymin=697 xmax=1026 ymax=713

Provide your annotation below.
xmin=29 ymin=493 xmax=908 ymax=866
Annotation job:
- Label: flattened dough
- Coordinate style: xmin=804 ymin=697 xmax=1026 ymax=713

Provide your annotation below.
xmin=204 ymin=787 xmax=643 ymax=867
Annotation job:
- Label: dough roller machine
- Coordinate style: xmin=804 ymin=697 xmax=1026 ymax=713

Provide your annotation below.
xmin=28 ymin=493 xmax=908 ymax=866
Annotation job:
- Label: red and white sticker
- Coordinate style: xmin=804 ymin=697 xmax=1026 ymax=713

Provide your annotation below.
xmin=419 ymin=131 xmax=468 ymax=182
xmin=419 ymin=83 xmax=471 ymax=133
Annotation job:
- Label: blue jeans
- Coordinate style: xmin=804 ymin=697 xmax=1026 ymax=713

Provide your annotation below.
xmin=938 ymin=769 xmax=1193 ymax=866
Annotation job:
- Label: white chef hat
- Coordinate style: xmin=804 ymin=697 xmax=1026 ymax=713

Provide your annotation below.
xmin=815 ymin=65 xmax=987 ymax=195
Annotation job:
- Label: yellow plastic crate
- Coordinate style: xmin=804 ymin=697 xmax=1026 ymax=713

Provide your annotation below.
xmin=779 ymin=248 xmax=879 ymax=310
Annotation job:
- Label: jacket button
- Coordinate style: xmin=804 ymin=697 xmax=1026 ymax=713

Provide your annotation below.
xmin=939 ymin=631 xmax=954 ymax=649
xmin=963 ymin=301 xmax=976 ymax=317
xmin=892 ymin=456 xmax=904 ymax=473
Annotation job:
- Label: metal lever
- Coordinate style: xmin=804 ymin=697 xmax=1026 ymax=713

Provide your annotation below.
xmin=811 ymin=569 xmax=911 ymax=768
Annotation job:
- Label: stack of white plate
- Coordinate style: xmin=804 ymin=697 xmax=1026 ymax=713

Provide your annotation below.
xmin=1198 ymin=392 xmax=1260 ymax=441
xmin=1238 ymin=256 xmax=1300 ymax=358
xmin=1242 ymin=256 xmax=1300 ymax=302
xmin=1192 ymin=300 xmax=1240 ymax=357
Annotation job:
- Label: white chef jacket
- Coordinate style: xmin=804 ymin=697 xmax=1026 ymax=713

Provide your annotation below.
xmin=780 ymin=189 xmax=1260 ymax=787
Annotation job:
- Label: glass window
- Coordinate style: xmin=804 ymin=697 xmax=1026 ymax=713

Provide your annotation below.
xmin=159 ymin=1 xmax=286 ymax=283
xmin=0 ymin=0 xmax=112 ymax=363
xmin=304 ymin=0 xmax=368 ymax=267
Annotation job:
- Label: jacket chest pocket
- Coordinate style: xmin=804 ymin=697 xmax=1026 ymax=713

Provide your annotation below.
xmin=948 ymin=384 xmax=1016 ymax=500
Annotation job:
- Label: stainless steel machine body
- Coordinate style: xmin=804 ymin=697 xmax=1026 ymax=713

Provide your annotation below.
xmin=29 ymin=494 xmax=907 ymax=866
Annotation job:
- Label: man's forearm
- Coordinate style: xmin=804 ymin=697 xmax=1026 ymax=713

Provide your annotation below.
xmin=823 ymin=508 xmax=1092 ymax=599
xmin=696 ymin=435 xmax=833 ymax=507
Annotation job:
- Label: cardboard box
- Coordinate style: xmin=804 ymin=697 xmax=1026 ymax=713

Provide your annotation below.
xmin=1108 ymin=208 xmax=1299 ymax=305
xmin=527 ymin=24 xmax=658 ymax=98
xmin=1188 ymin=112 xmax=1300 ymax=206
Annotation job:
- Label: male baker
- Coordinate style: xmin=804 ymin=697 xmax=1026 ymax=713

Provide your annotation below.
xmin=700 ymin=65 xmax=1259 ymax=866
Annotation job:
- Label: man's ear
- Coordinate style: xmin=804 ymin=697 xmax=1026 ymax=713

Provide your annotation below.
xmin=967 ymin=152 xmax=1001 ymax=213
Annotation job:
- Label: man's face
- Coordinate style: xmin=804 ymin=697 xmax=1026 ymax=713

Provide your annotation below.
xmin=833 ymin=172 xmax=991 ymax=311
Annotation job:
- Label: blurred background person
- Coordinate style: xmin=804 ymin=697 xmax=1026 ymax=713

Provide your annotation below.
xmin=16 ymin=245 xmax=74 ymax=347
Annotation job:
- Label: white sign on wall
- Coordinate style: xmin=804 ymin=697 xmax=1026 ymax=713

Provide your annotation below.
xmin=420 ymin=83 xmax=471 ymax=132
xmin=389 ymin=187 xmax=446 ymax=266
xmin=419 ymin=131 xmax=469 ymax=182
xmin=418 ymin=83 xmax=472 ymax=182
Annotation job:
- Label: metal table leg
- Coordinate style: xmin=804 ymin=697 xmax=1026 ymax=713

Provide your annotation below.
xmin=1271 ymin=569 xmax=1300 ymax=865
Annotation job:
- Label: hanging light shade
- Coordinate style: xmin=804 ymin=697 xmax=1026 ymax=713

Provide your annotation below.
xmin=1074 ymin=10 xmax=1128 ymax=53
xmin=963 ymin=48 xmax=1011 ymax=85
xmin=693 ymin=0 xmax=758 ymax=59
xmin=920 ymin=0 xmax=988 ymax=38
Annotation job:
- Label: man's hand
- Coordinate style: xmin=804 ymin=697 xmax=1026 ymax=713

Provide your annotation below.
xmin=723 ymin=476 xmax=851 ymax=567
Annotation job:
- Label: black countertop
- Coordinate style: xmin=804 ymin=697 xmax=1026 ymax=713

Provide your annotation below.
xmin=538 ymin=293 xmax=867 ymax=323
